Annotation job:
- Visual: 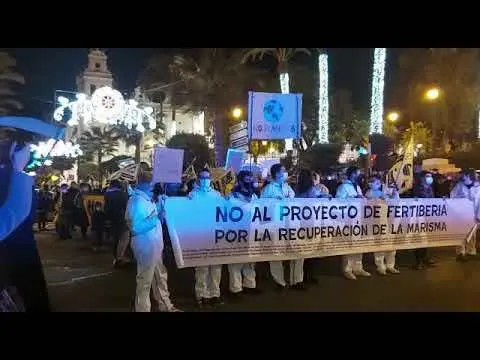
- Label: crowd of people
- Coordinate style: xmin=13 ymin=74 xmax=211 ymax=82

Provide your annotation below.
xmin=33 ymin=164 xmax=480 ymax=312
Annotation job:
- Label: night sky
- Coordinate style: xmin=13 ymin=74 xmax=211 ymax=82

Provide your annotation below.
xmin=10 ymin=48 xmax=400 ymax=118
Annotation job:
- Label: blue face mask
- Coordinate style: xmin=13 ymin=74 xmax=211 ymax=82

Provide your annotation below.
xmin=199 ymin=178 xmax=211 ymax=189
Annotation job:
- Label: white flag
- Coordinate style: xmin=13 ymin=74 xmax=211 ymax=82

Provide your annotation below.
xmin=387 ymin=137 xmax=414 ymax=194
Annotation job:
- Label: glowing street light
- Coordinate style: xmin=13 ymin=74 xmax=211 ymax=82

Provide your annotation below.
xmin=425 ymin=88 xmax=440 ymax=101
xmin=387 ymin=111 xmax=400 ymax=122
xmin=232 ymin=107 xmax=242 ymax=119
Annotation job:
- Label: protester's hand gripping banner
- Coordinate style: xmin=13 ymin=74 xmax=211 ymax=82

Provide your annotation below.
xmin=164 ymin=197 xmax=475 ymax=268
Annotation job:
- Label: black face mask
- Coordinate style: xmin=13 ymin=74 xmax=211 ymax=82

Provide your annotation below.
xmin=240 ymin=182 xmax=254 ymax=196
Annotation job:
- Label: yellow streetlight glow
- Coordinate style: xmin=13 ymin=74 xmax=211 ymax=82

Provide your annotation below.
xmin=387 ymin=111 xmax=400 ymax=122
xmin=425 ymin=88 xmax=440 ymax=101
xmin=232 ymin=107 xmax=242 ymax=119
xmin=262 ymin=141 xmax=268 ymax=146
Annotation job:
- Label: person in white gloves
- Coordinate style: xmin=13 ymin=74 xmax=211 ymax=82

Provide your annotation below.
xmin=125 ymin=171 xmax=180 ymax=312
xmin=261 ymin=164 xmax=297 ymax=292
xmin=450 ymin=169 xmax=480 ymax=261
xmin=188 ymin=168 xmax=224 ymax=308
xmin=365 ymin=175 xmax=401 ymax=275
xmin=335 ymin=166 xmax=370 ymax=280
xmin=0 ymin=142 xmax=33 ymax=242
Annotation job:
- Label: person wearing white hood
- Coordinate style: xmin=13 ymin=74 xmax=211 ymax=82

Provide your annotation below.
xmin=125 ymin=171 xmax=180 ymax=312
xmin=188 ymin=168 xmax=224 ymax=308
xmin=365 ymin=175 xmax=401 ymax=275
xmin=450 ymin=169 xmax=480 ymax=261
xmin=335 ymin=166 xmax=370 ymax=280
xmin=261 ymin=164 xmax=297 ymax=292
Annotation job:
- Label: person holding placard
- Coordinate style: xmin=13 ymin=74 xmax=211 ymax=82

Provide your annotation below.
xmin=188 ymin=168 xmax=225 ymax=308
xmin=336 ymin=166 xmax=370 ymax=280
xmin=227 ymin=170 xmax=261 ymax=297
xmin=365 ymin=175 xmax=401 ymax=275
xmin=261 ymin=164 xmax=297 ymax=292
xmin=125 ymin=171 xmax=180 ymax=312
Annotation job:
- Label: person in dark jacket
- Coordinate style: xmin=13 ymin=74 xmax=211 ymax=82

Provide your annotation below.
xmin=36 ymin=184 xmax=53 ymax=231
xmin=104 ymin=179 xmax=129 ymax=265
xmin=91 ymin=201 xmax=107 ymax=251
xmin=412 ymin=171 xmax=436 ymax=270
xmin=74 ymin=183 xmax=91 ymax=240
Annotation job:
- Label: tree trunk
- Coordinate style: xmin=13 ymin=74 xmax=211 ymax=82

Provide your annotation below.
xmin=212 ymin=109 xmax=226 ymax=167
xmin=134 ymin=134 xmax=142 ymax=163
xmin=97 ymin=151 xmax=103 ymax=186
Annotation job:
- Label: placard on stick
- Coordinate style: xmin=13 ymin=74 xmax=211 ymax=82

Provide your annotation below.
xmin=153 ymin=146 xmax=184 ymax=184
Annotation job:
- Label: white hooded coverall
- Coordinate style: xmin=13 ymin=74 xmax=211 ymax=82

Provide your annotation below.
xmin=189 ymin=186 xmax=224 ymax=300
xmin=450 ymin=182 xmax=480 ymax=256
xmin=335 ymin=180 xmax=366 ymax=274
xmin=365 ymin=188 xmax=400 ymax=272
xmin=261 ymin=182 xmax=303 ymax=287
xmin=227 ymin=192 xmax=258 ymax=293
xmin=126 ymin=188 xmax=174 ymax=312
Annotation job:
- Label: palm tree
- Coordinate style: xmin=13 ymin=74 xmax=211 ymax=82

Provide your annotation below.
xmin=241 ymin=48 xmax=311 ymax=94
xmin=169 ymin=48 xmax=268 ymax=165
xmin=79 ymin=127 xmax=120 ymax=184
xmin=0 ymin=52 xmax=25 ymax=115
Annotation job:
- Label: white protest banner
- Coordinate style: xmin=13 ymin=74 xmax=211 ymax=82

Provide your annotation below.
xmin=165 ymin=197 xmax=475 ymax=268
xmin=152 ymin=146 xmax=184 ymax=184
xmin=247 ymin=91 xmax=302 ymax=140
xmin=225 ymin=148 xmax=246 ymax=173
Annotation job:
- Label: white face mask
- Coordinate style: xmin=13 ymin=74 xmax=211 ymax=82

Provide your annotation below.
xmin=425 ymin=177 xmax=434 ymax=185
xmin=369 ymin=182 xmax=381 ymax=191
xmin=282 ymin=172 xmax=289 ymax=182
xmin=199 ymin=178 xmax=211 ymax=189
xmin=252 ymin=182 xmax=259 ymax=189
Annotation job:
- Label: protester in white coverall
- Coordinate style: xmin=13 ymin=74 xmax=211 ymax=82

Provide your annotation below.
xmin=335 ymin=166 xmax=370 ymax=280
xmin=125 ymin=171 xmax=179 ymax=312
xmin=227 ymin=170 xmax=261 ymax=297
xmin=261 ymin=164 xmax=299 ymax=291
xmin=450 ymin=169 xmax=480 ymax=261
xmin=188 ymin=168 xmax=224 ymax=307
xmin=365 ymin=175 xmax=401 ymax=275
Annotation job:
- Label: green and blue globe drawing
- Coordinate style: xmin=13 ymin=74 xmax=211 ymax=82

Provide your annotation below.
xmin=263 ymin=99 xmax=284 ymax=123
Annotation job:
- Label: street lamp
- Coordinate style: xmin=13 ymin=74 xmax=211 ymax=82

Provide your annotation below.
xmin=424 ymin=88 xmax=440 ymax=101
xmin=387 ymin=111 xmax=400 ymax=122
xmin=232 ymin=107 xmax=242 ymax=119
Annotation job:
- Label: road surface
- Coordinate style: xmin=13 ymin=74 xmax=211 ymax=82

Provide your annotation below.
xmin=36 ymin=227 xmax=480 ymax=312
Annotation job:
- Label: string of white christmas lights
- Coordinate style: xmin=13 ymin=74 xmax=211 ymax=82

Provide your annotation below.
xmin=318 ymin=53 xmax=329 ymax=143
xmin=369 ymin=48 xmax=387 ymax=135
xmin=53 ymin=86 xmax=156 ymax=133
xmin=280 ymin=72 xmax=294 ymax=151
xmin=31 ymin=139 xmax=83 ymax=159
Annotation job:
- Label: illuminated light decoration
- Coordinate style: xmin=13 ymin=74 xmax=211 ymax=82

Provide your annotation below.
xmin=31 ymin=139 xmax=83 ymax=159
xmin=338 ymin=143 xmax=359 ymax=164
xmin=192 ymin=111 xmax=205 ymax=135
xmin=318 ymin=53 xmax=329 ymax=143
xmin=369 ymin=48 xmax=387 ymax=135
xmin=27 ymin=171 xmax=36 ymax=177
xmin=170 ymin=121 xmax=177 ymax=137
xmin=54 ymin=86 xmax=156 ymax=133
xmin=280 ymin=72 xmax=293 ymax=151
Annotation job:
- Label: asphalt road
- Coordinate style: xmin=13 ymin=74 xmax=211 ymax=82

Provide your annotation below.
xmin=36 ymin=226 xmax=480 ymax=312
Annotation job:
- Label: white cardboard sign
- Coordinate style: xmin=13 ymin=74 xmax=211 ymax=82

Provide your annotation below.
xmin=152 ymin=146 xmax=184 ymax=184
